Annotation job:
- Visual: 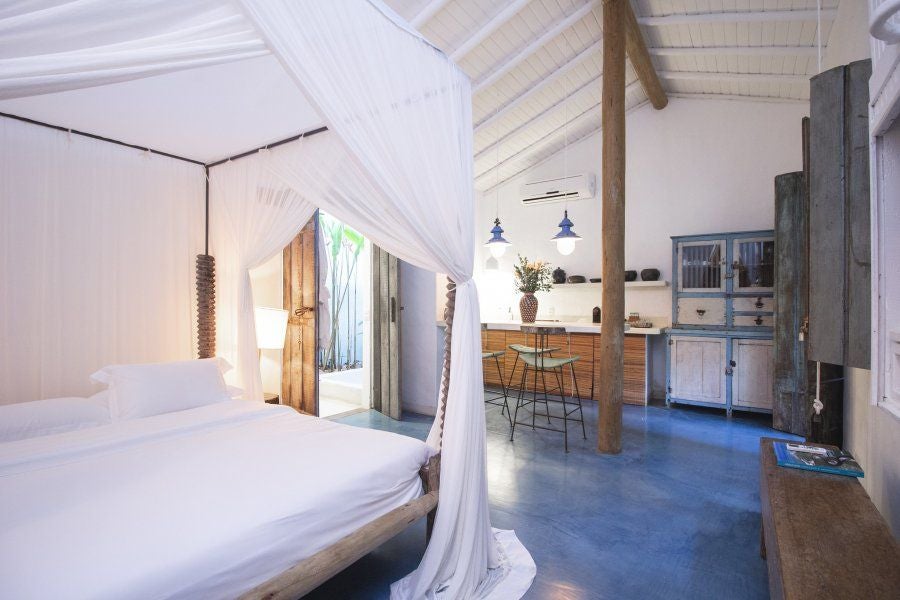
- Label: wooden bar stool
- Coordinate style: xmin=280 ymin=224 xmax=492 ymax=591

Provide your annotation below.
xmin=509 ymin=325 xmax=587 ymax=452
xmin=482 ymin=349 xmax=511 ymax=425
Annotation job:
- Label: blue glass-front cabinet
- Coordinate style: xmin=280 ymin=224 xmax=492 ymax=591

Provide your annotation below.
xmin=666 ymin=231 xmax=775 ymax=415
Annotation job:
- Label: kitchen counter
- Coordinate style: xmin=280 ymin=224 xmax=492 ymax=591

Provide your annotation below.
xmin=438 ymin=320 xmax=666 ymax=336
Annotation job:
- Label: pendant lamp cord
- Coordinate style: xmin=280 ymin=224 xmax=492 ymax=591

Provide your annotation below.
xmin=494 ymin=90 xmax=502 ymax=219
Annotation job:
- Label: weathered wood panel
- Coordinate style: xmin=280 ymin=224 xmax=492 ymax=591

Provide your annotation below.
xmin=808 ymin=66 xmax=846 ymax=366
xmin=844 ymin=60 xmax=872 ymax=369
xmin=282 ymin=216 xmax=318 ymax=415
xmin=371 ymin=246 xmax=400 ymax=419
xmin=808 ymin=60 xmax=872 ymax=369
xmin=759 ymin=438 xmax=900 ymax=600
xmin=773 ymin=172 xmax=810 ymax=435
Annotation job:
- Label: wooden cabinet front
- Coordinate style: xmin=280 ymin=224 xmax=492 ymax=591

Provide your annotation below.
xmin=480 ymin=329 xmax=649 ymax=405
xmin=669 ymin=335 xmax=727 ymax=406
xmin=731 ymin=338 xmax=774 ymax=410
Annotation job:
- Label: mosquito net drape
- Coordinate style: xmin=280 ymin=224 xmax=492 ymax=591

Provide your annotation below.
xmin=0 ymin=0 xmax=535 ymax=597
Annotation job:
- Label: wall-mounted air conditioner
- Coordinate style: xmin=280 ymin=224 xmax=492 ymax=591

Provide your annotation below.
xmin=520 ymin=173 xmax=595 ymax=206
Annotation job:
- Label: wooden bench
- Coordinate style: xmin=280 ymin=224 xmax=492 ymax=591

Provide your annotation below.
xmin=759 ymin=437 xmax=900 ymax=599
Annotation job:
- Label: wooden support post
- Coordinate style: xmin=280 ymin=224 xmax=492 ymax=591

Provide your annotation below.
xmin=598 ymin=0 xmax=626 ymax=454
xmin=623 ymin=0 xmax=667 ymax=110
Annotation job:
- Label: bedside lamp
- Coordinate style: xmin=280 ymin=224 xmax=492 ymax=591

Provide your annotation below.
xmin=254 ymin=307 xmax=288 ymax=402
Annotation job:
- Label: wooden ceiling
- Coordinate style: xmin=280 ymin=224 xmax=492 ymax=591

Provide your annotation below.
xmin=384 ymin=0 xmax=839 ymax=191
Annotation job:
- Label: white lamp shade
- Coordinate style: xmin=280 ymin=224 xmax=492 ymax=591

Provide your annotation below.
xmin=255 ymin=307 xmax=289 ymax=349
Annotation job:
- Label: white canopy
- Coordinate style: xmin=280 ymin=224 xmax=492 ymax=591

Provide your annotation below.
xmin=0 ymin=1 xmax=534 ymax=598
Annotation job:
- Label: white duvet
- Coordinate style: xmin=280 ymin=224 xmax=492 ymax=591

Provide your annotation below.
xmin=0 ymin=400 xmax=429 ymax=599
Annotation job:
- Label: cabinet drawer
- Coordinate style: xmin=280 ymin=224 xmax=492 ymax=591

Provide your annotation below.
xmin=676 ymin=298 xmax=726 ymax=326
xmin=734 ymin=314 xmax=773 ymax=328
xmin=733 ymin=296 xmax=774 ymax=312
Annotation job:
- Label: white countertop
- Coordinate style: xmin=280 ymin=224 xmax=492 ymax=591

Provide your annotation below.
xmin=437 ymin=320 xmax=666 ymax=335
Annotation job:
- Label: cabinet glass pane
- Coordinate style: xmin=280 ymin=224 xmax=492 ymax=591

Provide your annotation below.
xmin=734 ymin=240 xmax=774 ymax=289
xmin=680 ymin=243 xmax=722 ymax=289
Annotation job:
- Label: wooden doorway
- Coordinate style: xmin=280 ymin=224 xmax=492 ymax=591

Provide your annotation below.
xmin=371 ymin=245 xmax=401 ymax=420
xmin=281 ymin=214 xmax=318 ymax=415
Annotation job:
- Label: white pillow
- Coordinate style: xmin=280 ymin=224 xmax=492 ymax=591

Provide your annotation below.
xmin=0 ymin=395 xmax=111 ymax=443
xmin=91 ymin=358 xmax=231 ymax=421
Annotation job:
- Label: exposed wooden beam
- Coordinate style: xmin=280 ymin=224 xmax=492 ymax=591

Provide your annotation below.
xmin=410 ymin=0 xmax=451 ymax=28
xmin=659 ymin=70 xmax=810 ymax=83
xmin=450 ymin=0 xmax=531 ymax=61
xmin=650 ymin=46 xmax=818 ymax=57
xmin=598 ymin=0 xmax=626 ymax=454
xmin=637 ymin=9 xmax=837 ymax=26
xmin=475 ymin=73 xmax=602 ymax=161
xmin=474 ymin=80 xmax=641 ymax=181
xmin=668 ymin=92 xmax=809 ymax=104
xmin=474 ymin=39 xmax=602 ymax=133
xmin=473 ymin=1 xmax=597 ymax=93
xmin=623 ymin=0 xmax=667 ymax=109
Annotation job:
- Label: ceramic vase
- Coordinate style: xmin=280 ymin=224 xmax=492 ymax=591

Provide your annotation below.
xmin=519 ymin=292 xmax=538 ymax=323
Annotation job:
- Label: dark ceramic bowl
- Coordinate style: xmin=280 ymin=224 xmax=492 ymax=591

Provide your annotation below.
xmin=624 ymin=270 xmax=638 ymax=282
xmin=589 ymin=277 xmax=601 ymax=283
xmin=567 ymin=275 xmax=586 ymax=284
xmin=640 ymin=268 xmax=660 ymax=281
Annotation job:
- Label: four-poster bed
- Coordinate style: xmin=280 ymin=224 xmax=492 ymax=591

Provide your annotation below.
xmin=0 ymin=1 xmax=534 ymax=598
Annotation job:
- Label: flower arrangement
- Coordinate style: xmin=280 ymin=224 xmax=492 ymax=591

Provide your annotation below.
xmin=513 ymin=254 xmax=553 ymax=294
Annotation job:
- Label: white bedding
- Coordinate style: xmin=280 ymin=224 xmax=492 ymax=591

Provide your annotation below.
xmin=0 ymin=400 xmax=429 ymax=599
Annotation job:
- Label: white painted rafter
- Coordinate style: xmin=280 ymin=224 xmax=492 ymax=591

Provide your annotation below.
xmin=474 ymin=38 xmax=602 ymax=133
xmin=475 ymin=80 xmax=641 ymax=181
xmin=450 ymin=0 xmax=532 ymax=61
xmin=473 ymin=0 xmax=597 ymax=93
xmin=410 ymin=0 xmax=451 ymax=28
xmin=637 ymin=9 xmax=837 ymax=26
xmin=475 ymin=73 xmax=601 ymax=160
xmin=650 ymin=46 xmax=818 ymax=57
xmin=659 ymin=71 xmax=810 ymax=84
xmin=667 ymin=92 xmax=809 ymax=104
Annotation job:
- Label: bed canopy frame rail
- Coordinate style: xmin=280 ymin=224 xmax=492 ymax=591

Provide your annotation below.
xmin=0 ymin=110 xmax=455 ymax=597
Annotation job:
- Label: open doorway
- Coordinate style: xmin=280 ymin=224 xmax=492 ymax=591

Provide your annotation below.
xmin=316 ymin=212 xmax=371 ymax=418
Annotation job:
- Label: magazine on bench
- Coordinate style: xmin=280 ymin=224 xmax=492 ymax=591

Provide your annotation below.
xmin=773 ymin=442 xmax=864 ymax=478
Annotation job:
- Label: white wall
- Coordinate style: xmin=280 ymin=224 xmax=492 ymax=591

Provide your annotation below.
xmin=824 ymin=0 xmax=872 ymax=70
xmin=476 ymin=97 xmax=809 ymax=396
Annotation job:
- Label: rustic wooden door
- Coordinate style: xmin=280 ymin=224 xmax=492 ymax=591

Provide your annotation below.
xmin=670 ymin=336 xmax=726 ymax=405
xmin=281 ymin=214 xmax=318 ymax=415
xmin=371 ymin=245 xmax=401 ymax=419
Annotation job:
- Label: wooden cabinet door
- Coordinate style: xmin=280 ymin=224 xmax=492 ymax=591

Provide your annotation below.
xmin=732 ymin=338 xmax=774 ymax=410
xmin=481 ymin=329 xmax=506 ymax=387
xmin=677 ymin=239 xmax=726 ymax=292
xmin=670 ymin=336 xmax=726 ymax=405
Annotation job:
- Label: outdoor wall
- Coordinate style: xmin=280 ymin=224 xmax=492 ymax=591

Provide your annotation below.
xmin=475 ymin=97 xmax=809 ymax=397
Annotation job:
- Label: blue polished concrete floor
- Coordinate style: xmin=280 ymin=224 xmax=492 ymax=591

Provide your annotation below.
xmin=307 ymin=398 xmax=794 ymax=599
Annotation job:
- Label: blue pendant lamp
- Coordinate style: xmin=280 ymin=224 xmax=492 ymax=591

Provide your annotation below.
xmin=485 ymin=217 xmax=511 ymax=258
xmin=551 ymin=210 xmax=581 ymax=256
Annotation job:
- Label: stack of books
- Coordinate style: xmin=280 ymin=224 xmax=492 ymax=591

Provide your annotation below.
xmin=773 ymin=442 xmax=864 ymax=478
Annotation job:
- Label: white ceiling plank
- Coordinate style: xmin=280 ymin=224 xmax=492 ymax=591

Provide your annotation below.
xmin=667 ymin=92 xmax=809 ymax=103
xmin=474 ymin=38 xmax=602 ymax=132
xmin=650 ymin=45 xmax=817 ymax=56
xmin=637 ymin=9 xmax=837 ymax=26
xmin=475 ymin=81 xmax=641 ymax=181
xmin=475 ymin=73 xmax=602 ymax=160
xmin=450 ymin=0 xmax=533 ymax=61
xmin=658 ymin=70 xmax=809 ymax=83
xmin=410 ymin=0 xmax=452 ymax=28
xmin=473 ymin=1 xmax=597 ymax=93
xmin=478 ymin=100 xmax=651 ymax=192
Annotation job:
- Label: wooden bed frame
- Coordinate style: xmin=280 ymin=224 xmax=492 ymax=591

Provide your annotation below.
xmin=241 ymin=453 xmax=440 ymax=600
xmin=240 ymin=279 xmax=457 ymax=599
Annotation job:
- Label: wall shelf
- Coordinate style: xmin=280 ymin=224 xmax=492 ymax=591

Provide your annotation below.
xmin=552 ymin=280 xmax=669 ymax=289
